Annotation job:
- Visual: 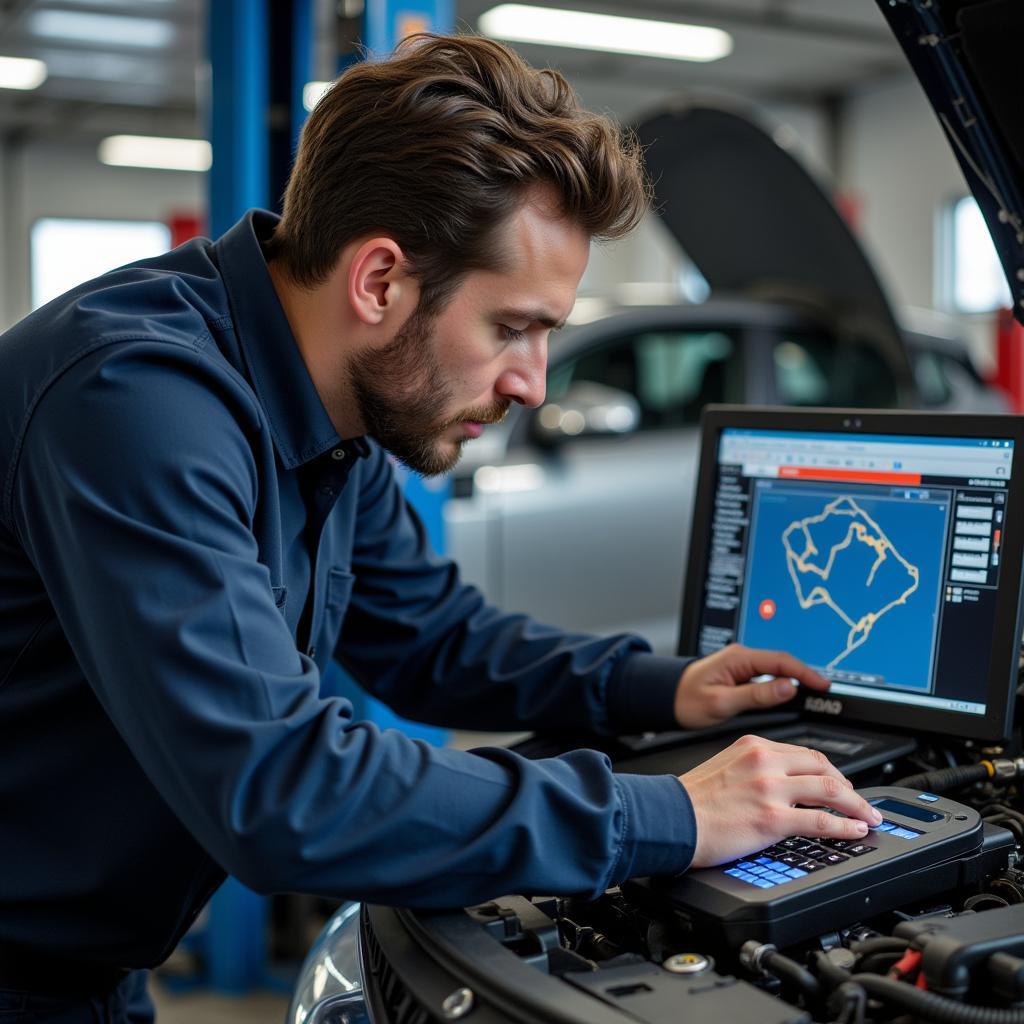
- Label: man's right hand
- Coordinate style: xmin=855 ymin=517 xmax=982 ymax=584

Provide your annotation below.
xmin=679 ymin=734 xmax=883 ymax=869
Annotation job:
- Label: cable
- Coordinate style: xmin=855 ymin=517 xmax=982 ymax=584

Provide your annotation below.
xmin=814 ymin=952 xmax=1024 ymax=1023
xmin=740 ymin=941 xmax=821 ymax=1004
xmin=894 ymin=763 xmax=992 ymax=793
xmin=888 ymin=948 xmax=922 ymax=982
xmin=856 ymin=951 xmax=905 ymax=975
xmin=761 ymin=948 xmax=821 ymax=1003
xmin=852 ymin=973 xmax=1024 ymax=1023
xmin=830 ymin=981 xmax=867 ymax=1024
xmin=982 ymin=804 xmax=1024 ymax=828
xmin=849 ymin=937 xmax=911 ymax=958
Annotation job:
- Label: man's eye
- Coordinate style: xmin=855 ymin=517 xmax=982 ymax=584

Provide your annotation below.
xmin=500 ymin=325 xmax=526 ymax=342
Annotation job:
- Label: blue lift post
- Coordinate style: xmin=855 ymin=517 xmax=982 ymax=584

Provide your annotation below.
xmin=207 ymin=0 xmax=268 ymax=240
xmin=203 ymin=0 xmax=273 ymax=996
xmin=203 ymin=0 xmax=454 ymax=994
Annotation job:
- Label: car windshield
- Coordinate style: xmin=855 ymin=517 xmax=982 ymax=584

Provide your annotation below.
xmin=773 ymin=333 xmax=899 ymax=407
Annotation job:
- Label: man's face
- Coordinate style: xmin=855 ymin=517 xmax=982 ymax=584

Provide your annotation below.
xmin=348 ymin=195 xmax=590 ymax=476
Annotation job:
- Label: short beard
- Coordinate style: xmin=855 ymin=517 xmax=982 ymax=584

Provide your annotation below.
xmin=348 ymin=306 xmax=508 ymax=477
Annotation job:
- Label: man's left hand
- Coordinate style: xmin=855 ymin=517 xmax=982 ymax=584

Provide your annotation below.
xmin=674 ymin=644 xmax=829 ymax=729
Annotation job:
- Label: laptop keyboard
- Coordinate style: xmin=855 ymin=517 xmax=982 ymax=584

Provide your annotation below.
xmin=722 ymin=820 xmax=921 ymax=890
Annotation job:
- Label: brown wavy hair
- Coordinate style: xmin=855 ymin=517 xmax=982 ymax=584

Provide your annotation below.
xmin=267 ymin=33 xmax=650 ymax=314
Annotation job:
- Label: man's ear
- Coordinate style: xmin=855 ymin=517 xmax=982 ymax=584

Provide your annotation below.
xmin=347 ymin=237 xmax=417 ymax=326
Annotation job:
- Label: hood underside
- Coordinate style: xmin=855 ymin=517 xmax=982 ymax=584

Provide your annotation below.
xmin=875 ymin=0 xmax=1024 ymax=323
xmin=635 ymin=101 xmax=912 ymax=371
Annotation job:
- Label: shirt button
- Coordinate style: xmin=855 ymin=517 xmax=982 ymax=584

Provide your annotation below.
xmin=330 ymin=448 xmax=346 ymax=461
xmin=319 ymin=485 xmax=334 ymax=496
xmin=307 ymin=645 xmax=317 ymax=658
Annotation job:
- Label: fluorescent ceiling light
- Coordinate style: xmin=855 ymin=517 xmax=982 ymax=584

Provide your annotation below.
xmin=0 ymin=56 xmax=47 ymax=90
xmin=479 ymin=4 xmax=732 ymax=62
xmin=99 ymin=135 xmax=212 ymax=172
xmin=30 ymin=11 xmax=174 ymax=48
xmin=303 ymin=80 xmax=332 ymax=112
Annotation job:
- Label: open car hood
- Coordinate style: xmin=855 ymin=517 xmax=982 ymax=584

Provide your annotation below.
xmin=634 ymin=102 xmax=912 ymax=373
xmin=874 ymin=0 xmax=1024 ymax=324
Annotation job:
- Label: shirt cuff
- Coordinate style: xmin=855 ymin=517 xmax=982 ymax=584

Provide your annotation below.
xmin=605 ymin=653 xmax=696 ymax=733
xmin=608 ymin=772 xmax=697 ymax=882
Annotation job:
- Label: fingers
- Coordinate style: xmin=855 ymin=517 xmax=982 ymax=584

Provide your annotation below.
xmin=740 ymin=736 xmax=850 ymax=782
xmin=740 ymin=648 xmax=830 ymax=691
xmin=725 ymin=675 xmax=800 ymax=715
xmin=710 ymin=644 xmax=828 ymax=690
xmin=764 ymin=805 xmax=877 ymax=843
xmin=726 ymin=736 xmax=854 ymax=801
xmin=778 ymin=773 xmax=883 ymax=827
xmin=675 ymin=645 xmax=829 ymax=729
xmin=681 ymin=734 xmax=880 ymax=868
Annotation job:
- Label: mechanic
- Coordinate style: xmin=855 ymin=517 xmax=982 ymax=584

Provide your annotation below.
xmin=0 ymin=33 xmax=881 ymax=1023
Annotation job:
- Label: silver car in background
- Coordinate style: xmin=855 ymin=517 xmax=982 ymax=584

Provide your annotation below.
xmin=445 ymin=103 xmax=1009 ymax=654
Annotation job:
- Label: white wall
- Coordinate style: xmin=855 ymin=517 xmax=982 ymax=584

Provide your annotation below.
xmin=839 ymin=73 xmax=965 ymax=311
xmin=837 ymin=72 xmax=998 ymax=364
xmin=1 ymin=139 xmax=204 ymax=329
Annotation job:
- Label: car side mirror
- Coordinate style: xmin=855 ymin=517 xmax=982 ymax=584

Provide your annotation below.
xmin=531 ymin=381 xmax=641 ymax=445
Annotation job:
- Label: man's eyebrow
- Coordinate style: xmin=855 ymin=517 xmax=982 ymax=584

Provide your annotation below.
xmin=493 ymin=308 xmax=567 ymax=330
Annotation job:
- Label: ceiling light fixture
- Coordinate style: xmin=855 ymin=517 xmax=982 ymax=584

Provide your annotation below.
xmin=30 ymin=11 xmax=174 ymax=49
xmin=0 ymin=55 xmax=47 ymax=90
xmin=98 ymin=135 xmax=212 ymax=172
xmin=303 ymin=81 xmax=332 ymax=111
xmin=478 ymin=4 xmax=733 ymax=62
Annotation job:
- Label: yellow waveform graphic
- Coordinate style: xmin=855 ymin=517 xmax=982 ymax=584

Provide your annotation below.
xmin=782 ymin=496 xmax=919 ymax=670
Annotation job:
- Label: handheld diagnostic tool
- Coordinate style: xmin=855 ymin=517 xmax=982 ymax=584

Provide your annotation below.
xmin=655 ymin=787 xmax=985 ymax=948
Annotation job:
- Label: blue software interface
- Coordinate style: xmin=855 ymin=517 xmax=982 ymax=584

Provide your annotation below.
xmin=696 ymin=428 xmax=1015 ymax=717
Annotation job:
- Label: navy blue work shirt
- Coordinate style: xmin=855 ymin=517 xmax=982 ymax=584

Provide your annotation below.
xmin=0 ymin=211 xmax=697 ymax=968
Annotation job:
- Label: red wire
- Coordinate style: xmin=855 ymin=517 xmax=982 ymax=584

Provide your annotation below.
xmin=889 ymin=949 xmax=922 ymax=980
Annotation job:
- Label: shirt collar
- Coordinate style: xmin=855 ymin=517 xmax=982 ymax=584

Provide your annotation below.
xmin=214 ymin=210 xmax=368 ymax=470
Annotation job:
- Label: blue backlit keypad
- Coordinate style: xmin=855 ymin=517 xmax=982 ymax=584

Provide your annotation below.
xmin=720 ymin=819 xmax=918 ymax=889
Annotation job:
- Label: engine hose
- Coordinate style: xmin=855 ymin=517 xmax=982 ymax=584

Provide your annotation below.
xmin=893 ymin=763 xmax=992 ymax=793
xmin=815 ymin=951 xmax=855 ymax=986
xmin=816 ymin=953 xmax=1024 ymax=1024
xmin=856 ymin=951 xmax=907 ymax=975
xmin=762 ymin=949 xmax=821 ymax=1003
xmin=849 ymin=937 xmax=912 ymax=958
xmin=850 ymin=973 xmax=1024 ymax=1023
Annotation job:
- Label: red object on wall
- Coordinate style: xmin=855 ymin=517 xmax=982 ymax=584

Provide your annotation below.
xmin=992 ymin=307 xmax=1024 ymax=412
xmin=168 ymin=213 xmax=206 ymax=248
xmin=834 ymin=190 xmax=862 ymax=233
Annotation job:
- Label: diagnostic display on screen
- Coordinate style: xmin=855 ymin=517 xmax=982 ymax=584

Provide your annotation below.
xmin=695 ymin=427 xmax=1014 ymax=719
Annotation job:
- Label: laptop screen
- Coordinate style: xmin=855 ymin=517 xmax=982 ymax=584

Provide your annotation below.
xmin=680 ymin=407 xmax=1024 ymax=741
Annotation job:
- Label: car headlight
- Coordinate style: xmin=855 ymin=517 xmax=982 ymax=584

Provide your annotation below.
xmin=287 ymin=901 xmax=369 ymax=1024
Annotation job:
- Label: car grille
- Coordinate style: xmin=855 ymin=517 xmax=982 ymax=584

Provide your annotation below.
xmin=360 ymin=907 xmax=434 ymax=1024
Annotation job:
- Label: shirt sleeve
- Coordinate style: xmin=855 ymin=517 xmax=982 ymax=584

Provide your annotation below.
xmin=334 ymin=445 xmax=692 ymax=737
xmin=11 ymin=343 xmax=696 ymax=905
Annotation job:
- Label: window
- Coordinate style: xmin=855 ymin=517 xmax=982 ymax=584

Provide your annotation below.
xmin=940 ymin=196 xmax=1012 ymax=314
xmin=773 ymin=335 xmax=898 ymax=408
xmin=910 ymin=347 xmax=953 ymax=407
xmin=31 ymin=217 xmax=171 ymax=310
xmin=549 ymin=329 xmax=742 ymax=429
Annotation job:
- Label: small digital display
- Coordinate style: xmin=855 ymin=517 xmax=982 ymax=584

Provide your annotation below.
xmin=871 ymin=797 xmax=943 ymax=823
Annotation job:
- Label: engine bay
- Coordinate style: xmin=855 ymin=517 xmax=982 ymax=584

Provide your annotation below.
xmin=361 ymin=737 xmax=1024 ymax=1024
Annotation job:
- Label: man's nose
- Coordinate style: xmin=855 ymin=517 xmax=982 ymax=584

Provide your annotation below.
xmin=496 ymin=338 xmax=547 ymax=408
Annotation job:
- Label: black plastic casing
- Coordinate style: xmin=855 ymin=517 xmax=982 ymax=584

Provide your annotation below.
xmin=653 ymin=787 xmax=985 ymax=949
xmin=680 ymin=406 xmax=1024 ymax=743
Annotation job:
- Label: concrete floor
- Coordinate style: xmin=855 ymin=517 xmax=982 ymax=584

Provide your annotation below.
xmin=152 ymin=980 xmax=290 ymax=1024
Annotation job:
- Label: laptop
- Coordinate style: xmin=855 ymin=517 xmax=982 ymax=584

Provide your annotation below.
xmin=617 ymin=406 xmax=1024 ymax=779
